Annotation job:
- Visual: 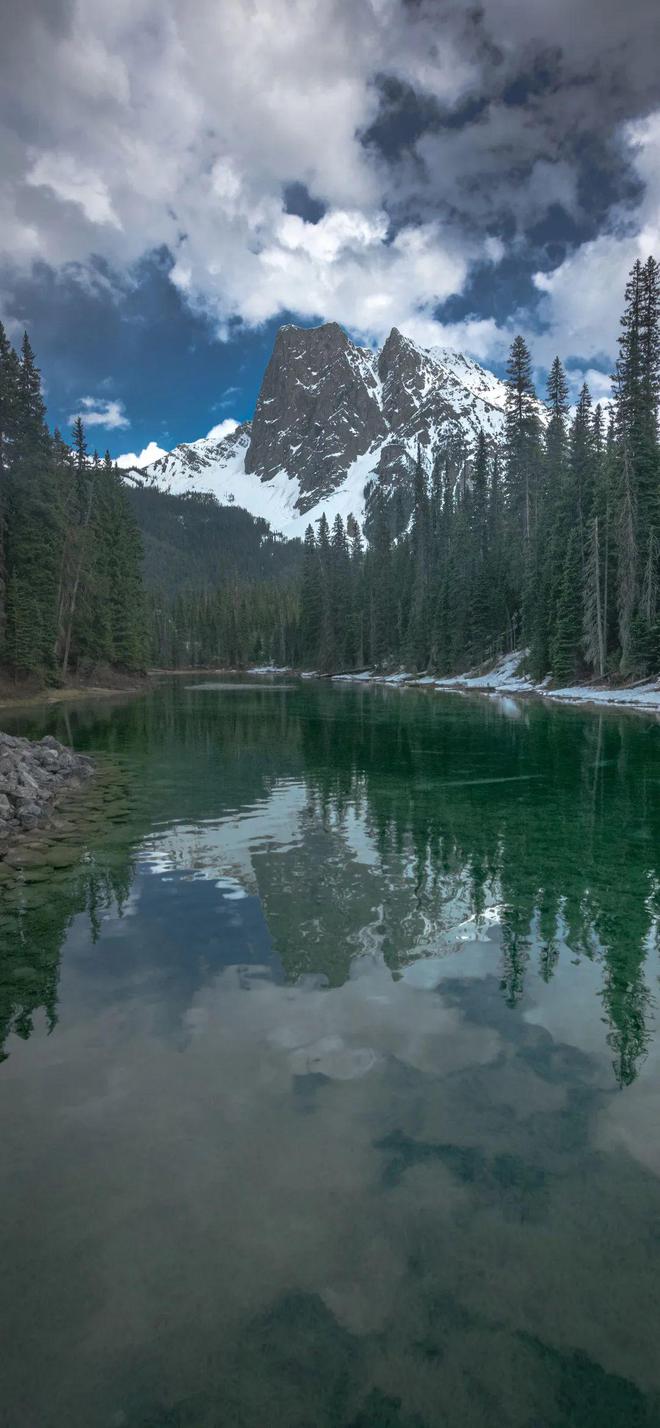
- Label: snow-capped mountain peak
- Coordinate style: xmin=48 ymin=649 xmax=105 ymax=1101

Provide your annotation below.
xmin=133 ymin=323 xmax=515 ymax=538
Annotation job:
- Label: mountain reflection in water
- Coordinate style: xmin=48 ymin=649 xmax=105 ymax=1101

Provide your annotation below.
xmin=0 ymin=679 xmax=659 ymax=1427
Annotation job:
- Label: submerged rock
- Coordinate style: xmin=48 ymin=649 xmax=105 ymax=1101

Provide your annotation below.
xmin=0 ymin=731 xmax=94 ymax=849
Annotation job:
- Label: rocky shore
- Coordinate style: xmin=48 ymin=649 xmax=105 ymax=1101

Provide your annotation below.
xmin=0 ymin=731 xmax=94 ymax=845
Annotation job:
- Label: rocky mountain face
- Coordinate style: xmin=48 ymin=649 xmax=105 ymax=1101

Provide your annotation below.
xmin=136 ymin=322 xmax=514 ymax=538
xmin=245 ymin=323 xmax=386 ymax=509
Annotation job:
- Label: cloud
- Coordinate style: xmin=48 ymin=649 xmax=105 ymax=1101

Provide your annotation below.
xmin=206 ymin=418 xmax=239 ymax=441
xmin=69 ymin=396 xmax=129 ymax=429
xmin=1 ymin=0 xmax=660 ymax=371
xmin=530 ymin=113 xmax=660 ymax=364
xmin=215 ymin=386 xmax=240 ymax=410
xmin=580 ymin=370 xmax=614 ymax=403
xmin=26 ymin=152 xmax=121 ymax=228
xmin=115 ymin=440 xmax=167 ymax=469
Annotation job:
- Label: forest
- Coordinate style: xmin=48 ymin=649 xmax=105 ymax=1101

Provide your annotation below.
xmin=1 ymin=254 xmax=658 ymax=685
xmin=150 ymin=256 xmax=660 ymax=683
xmin=0 ymin=328 xmax=145 ymax=680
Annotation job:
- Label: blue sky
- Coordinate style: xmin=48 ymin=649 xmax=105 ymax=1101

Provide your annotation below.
xmin=1 ymin=0 xmax=660 ymax=461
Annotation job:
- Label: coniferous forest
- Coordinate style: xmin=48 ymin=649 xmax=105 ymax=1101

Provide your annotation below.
xmin=1 ymin=256 xmax=658 ymax=685
xmin=149 ymin=256 xmax=660 ymax=682
xmin=0 ymin=328 xmax=145 ymax=681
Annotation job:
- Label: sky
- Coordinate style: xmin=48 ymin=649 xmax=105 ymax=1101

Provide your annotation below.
xmin=1 ymin=0 xmax=660 ymax=463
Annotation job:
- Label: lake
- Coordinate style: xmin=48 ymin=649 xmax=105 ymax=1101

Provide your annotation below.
xmin=1 ymin=677 xmax=659 ymax=1428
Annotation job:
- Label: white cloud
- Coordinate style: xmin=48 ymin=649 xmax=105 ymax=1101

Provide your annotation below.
xmin=115 ymin=441 xmax=168 ymax=469
xmin=2 ymin=0 xmax=660 ymax=375
xmin=70 ymin=396 xmax=129 ymax=429
xmin=0 ymin=0 xmax=489 ymax=355
xmin=573 ymin=369 xmax=614 ymax=403
xmin=530 ymin=113 xmax=660 ymax=365
xmin=26 ymin=151 xmax=122 ymax=228
xmin=206 ymin=418 xmax=239 ymax=441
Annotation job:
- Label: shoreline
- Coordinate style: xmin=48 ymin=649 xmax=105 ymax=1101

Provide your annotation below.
xmin=194 ymin=659 xmax=660 ymax=716
xmin=2 ymin=661 xmax=658 ymax=719
xmin=0 ymin=673 xmax=153 ymax=711
xmin=327 ymin=653 xmax=660 ymax=717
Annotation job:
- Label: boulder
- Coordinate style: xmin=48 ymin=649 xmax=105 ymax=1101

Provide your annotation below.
xmin=0 ymin=730 xmax=94 ymax=850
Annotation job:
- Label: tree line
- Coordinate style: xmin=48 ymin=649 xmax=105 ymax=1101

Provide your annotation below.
xmin=2 ymin=255 xmax=658 ymax=683
xmin=296 ymin=255 xmax=659 ymax=680
xmin=0 ymin=326 xmax=145 ymax=680
xmin=156 ymin=256 xmax=659 ymax=682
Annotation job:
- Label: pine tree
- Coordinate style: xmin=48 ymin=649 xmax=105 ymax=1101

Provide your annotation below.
xmin=569 ymin=383 xmax=595 ymax=561
xmin=316 ymin=512 xmax=335 ymax=672
xmin=551 ymin=530 xmax=583 ymax=683
xmin=15 ymin=333 xmax=47 ymax=454
xmin=330 ymin=514 xmax=352 ymax=669
xmin=545 ymin=356 xmax=570 ymax=471
xmin=468 ymin=430 xmax=492 ymax=662
xmin=528 ymin=358 xmax=570 ymax=680
xmin=406 ymin=447 xmax=431 ymax=670
xmin=348 ymin=521 xmax=365 ymax=667
xmin=613 ymin=256 xmax=660 ymax=672
xmin=0 ymin=321 xmax=20 ymax=475
xmin=583 ymin=516 xmax=607 ymax=677
xmin=3 ymin=339 xmax=63 ymax=676
xmin=72 ymin=416 xmax=87 ymax=471
xmin=5 ymin=573 xmax=44 ymax=675
xmin=504 ymin=335 xmax=542 ymax=547
xmin=367 ymin=501 xmax=394 ymax=667
xmin=300 ymin=524 xmax=321 ymax=665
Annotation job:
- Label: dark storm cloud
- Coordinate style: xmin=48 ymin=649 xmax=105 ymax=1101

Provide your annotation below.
xmin=1 ymin=0 xmax=660 ymax=399
xmin=364 ymin=0 xmax=660 ymax=244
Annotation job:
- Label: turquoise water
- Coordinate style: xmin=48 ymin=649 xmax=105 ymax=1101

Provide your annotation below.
xmin=1 ymin=678 xmax=659 ymax=1427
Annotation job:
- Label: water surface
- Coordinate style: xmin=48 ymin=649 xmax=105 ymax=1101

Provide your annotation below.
xmin=1 ymin=679 xmax=660 ymax=1427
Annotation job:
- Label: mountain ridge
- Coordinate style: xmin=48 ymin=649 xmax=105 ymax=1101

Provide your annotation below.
xmin=131 ymin=323 xmax=517 ymax=537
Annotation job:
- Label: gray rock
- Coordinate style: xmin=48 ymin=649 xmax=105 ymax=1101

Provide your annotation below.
xmin=140 ymin=320 xmax=526 ymax=535
xmin=244 ymin=322 xmax=387 ymax=511
xmin=17 ymin=800 xmax=42 ymax=827
xmin=0 ymin=730 xmax=94 ymax=851
xmin=36 ymin=747 xmax=61 ymax=768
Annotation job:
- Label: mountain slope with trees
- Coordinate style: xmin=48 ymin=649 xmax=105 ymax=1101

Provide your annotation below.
xmin=2 ymin=256 xmax=658 ymax=688
xmin=160 ymin=257 xmax=657 ymax=683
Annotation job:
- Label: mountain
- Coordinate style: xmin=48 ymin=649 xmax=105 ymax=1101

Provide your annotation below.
xmin=131 ymin=322 xmax=513 ymax=537
xmin=125 ymin=485 xmax=303 ymax=593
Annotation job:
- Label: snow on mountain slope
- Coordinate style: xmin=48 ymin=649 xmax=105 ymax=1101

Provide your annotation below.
xmin=134 ymin=323 xmax=524 ymax=538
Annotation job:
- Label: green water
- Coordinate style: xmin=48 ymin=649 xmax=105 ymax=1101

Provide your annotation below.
xmin=1 ymin=678 xmax=660 ymax=1428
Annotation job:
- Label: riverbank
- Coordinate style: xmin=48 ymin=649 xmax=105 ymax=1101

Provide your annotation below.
xmin=0 ymin=731 xmax=94 ymax=845
xmin=330 ymin=651 xmax=660 ymax=714
xmin=0 ymin=668 xmax=153 ymax=710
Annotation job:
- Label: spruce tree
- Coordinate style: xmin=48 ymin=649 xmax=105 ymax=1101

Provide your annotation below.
xmin=468 ymin=430 xmax=492 ymax=662
xmin=300 ymin=524 xmax=321 ymax=665
xmin=406 ymin=447 xmax=431 ymax=670
xmin=613 ymin=255 xmax=660 ymax=671
xmin=316 ymin=513 xmax=335 ymax=672
xmin=504 ymin=335 xmax=542 ymax=547
xmin=330 ymin=514 xmax=352 ymax=669
xmin=551 ymin=530 xmax=583 ymax=683
xmin=16 ymin=333 xmax=47 ymax=454
xmin=569 ymin=383 xmax=595 ymax=561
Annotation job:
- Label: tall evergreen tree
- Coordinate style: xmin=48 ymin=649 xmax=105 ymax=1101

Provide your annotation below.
xmin=300 ymin=524 xmax=322 ymax=665
xmin=504 ymin=335 xmax=542 ymax=547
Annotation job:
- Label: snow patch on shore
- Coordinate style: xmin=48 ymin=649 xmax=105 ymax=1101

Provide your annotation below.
xmin=329 ymin=652 xmax=660 ymax=714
